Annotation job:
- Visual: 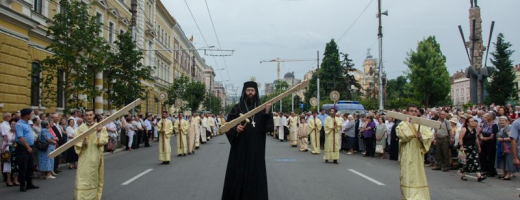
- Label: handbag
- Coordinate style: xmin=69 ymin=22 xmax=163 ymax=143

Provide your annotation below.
xmin=35 ymin=132 xmax=49 ymax=151
xmin=457 ymin=150 xmax=466 ymax=164
xmin=375 ymin=144 xmax=384 ymax=154
xmin=502 ymin=142 xmax=510 ymax=154
xmin=1 ymin=150 xmax=10 ymax=162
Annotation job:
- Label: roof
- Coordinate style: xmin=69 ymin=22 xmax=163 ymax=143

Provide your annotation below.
xmin=284 ymin=72 xmax=295 ymax=79
xmin=450 ymin=70 xmax=466 ymax=84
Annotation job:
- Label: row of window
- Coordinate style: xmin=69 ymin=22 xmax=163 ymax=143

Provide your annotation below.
xmin=30 ymin=62 xmax=64 ymax=107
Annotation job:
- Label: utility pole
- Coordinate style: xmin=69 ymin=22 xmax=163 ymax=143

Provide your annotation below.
xmin=317 ymin=51 xmax=320 ymax=112
xmin=130 ymin=0 xmax=137 ymax=115
xmin=377 ymin=0 xmax=386 ymax=112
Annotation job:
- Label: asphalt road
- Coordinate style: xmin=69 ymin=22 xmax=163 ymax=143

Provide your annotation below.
xmin=1 ymin=134 xmax=519 ymax=200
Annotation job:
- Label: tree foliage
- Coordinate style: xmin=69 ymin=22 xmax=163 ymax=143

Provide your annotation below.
xmin=404 ymin=36 xmax=450 ymax=107
xmin=35 ymin=0 xmax=109 ymax=110
xmin=304 ymin=39 xmax=361 ymax=109
xmin=166 ymin=75 xmax=206 ymax=112
xmin=106 ymin=32 xmax=154 ymax=109
xmin=485 ymin=33 xmax=516 ymax=105
xmin=203 ymin=93 xmax=222 ymax=113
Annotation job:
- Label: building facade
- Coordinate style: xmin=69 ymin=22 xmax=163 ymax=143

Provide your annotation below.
xmin=450 ymin=70 xmax=470 ymax=106
xmin=0 ymin=0 xmax=214 ymax=116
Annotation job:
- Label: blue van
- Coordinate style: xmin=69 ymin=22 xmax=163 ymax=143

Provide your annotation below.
xmin=321 ymin=101 xmax=366 ymax=115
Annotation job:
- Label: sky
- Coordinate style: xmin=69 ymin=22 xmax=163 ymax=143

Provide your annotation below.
xmin=163 ymin=0 xmax=520 ymax=95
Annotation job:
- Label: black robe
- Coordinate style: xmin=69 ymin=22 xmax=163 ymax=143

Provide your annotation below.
xmin=222 ymin=104 xmax=274 ymax=200
xmin=389 ymin=119 xmax=400 ymax=161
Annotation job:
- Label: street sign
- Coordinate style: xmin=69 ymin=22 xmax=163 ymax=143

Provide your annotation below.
xmin=300 ymin=103 xmax=304 ymax=109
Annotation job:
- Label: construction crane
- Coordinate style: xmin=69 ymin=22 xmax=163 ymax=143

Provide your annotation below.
xmin=260 ymin=58 xmax=314 ymax=112
xmin=259 ymin=58 xmax=314 ymax=82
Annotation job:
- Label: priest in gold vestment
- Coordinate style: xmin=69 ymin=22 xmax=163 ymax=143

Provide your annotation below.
xmin=157 ymin=111 xmax=173 ymax=164
xmin=298 ymin=117 xmax=309 ymax=152
xmin=289 ymin=112 xmax=299 ymax=147
xmin=308 ymin=112 xmax=322 ymax=154
xmin=324 ymin=108 xmax=342 ymax=164
xmin=187 ymin=114 xmax=198 ymax=154
xmin=174 ymin=113 xmax=189 ymax=156
xmin=396 ymin=105 xmax=433 ymax=200
xmin=74 ymin=109 xmax=108 ymax=200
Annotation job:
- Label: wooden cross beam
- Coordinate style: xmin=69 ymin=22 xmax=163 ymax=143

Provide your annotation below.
xmin=386 ymin=110 xmax=441 ymax=129
xmin=48 ymin=99 xmax=141 ymax=158
xmin=219 ymin=79 xmax=310 ymax=133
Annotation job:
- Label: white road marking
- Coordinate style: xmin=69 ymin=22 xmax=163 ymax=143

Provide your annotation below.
xmin=122 ymin=169 xmax=153 ymax=186
xmin=348 ymin=169 xmax=386 ymax=186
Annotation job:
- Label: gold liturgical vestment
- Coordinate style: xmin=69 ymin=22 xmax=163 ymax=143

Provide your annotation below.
xmin=298 ymin=122 xmax=308 ymax=151
xmin=289 ymin=116 xmax=299 ymax=146
xmin=188 ymin=118 xmax=199 ymax=153
xmin=74 ymin=123 xmax=108 ymax=200
xmin=174 ymin=119 xmax=189 ymax=155
xmin=308 ymin=117 xmax=322 ymax=154
xmin=396 ymin=122 xmax=433 ymax=200
xmin=324 ymin=116 xmax=342 ymax=160
xmin=157 ymin=118 xmax=173 ymax=162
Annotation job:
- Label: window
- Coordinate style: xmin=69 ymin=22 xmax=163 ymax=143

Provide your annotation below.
xmin=108 ymin=22 xmax=114 ymax=43
xmin=120 ymin=29 xmax=125 ymax=36
xmin=96 ymin=12 xmax=103 ymax=36
xmin=59 ymin=1 xmax=66 ymax=14
xmin=34 ymin=0 xmax=43 ymax=14
xmin=57 ymin=69 xmax=64 ymax=108
xmin=174 ymin=40 xmax=179 ymax=62
xmin=30 ymin=62 xmax=41 ymax=106
xmin=147 ymin=2 xmax=152 ymax=18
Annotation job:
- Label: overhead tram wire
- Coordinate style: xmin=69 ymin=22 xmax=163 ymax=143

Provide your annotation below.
xmin=337 ymin=0 xmax=375 ymax=42
xmin=183 ymin=0 xmax=225 ymax=81
xmin=204 ymin=0 xmax=231 ymax=80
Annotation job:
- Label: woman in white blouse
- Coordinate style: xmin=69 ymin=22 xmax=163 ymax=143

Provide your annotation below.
xmin=65 ymin=119 xmax=78 ymax=169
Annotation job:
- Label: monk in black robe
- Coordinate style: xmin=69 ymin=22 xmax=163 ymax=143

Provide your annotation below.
xmin=389 ymin=119 xmax=400 ymax=161
xmin=222 ymin=81 xmax=274 ymax=200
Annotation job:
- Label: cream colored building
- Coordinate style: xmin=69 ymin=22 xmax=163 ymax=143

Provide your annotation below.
xmin=0 ymin=0 xmax=212 ymax=116
xmin=450 ymin=70 xmax=470 ymax=106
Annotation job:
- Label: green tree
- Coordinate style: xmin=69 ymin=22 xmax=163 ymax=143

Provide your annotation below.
xmin=305 ymin=39 xmax=348 ymax=107
xmin=203 ymin=93 xmax=222 ymax=113
xmin=342 ymin=52 xmax=362 ymax=99
xmin=106 ymin=32 xmax=154 ymax=109
xmin=185 ymin=81 xmax=207 ymax=112
xmin=166 ymin=75 xmax=206 ymax=112
xmin=404 ymin=36 xmax=450 ymax=107
xmin=34 ymin=0 xmax=110 ymax=110
xmin=485 ymin=33 xmax=516 ymax=105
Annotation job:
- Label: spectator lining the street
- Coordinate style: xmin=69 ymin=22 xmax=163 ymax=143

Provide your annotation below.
xmin=2 ymin=118 xmax=19 ymax=186
xmin=459 ymin=117 xmax=486 ymax=182
xmin=479 ymin=113 xmax=498 ymax=177
xmin=376 ymin=117 xmax=387 ymax=159
xmin=66 ymin=119 xmax=78 ymax=169
xmin=38 ymin=120 xmax=56 ymax=179
xmin=496 ymin=116 xmax=515 ymax=180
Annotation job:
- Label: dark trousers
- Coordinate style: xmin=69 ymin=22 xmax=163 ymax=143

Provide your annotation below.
xmin=131 ymin=134 xmax=138 ymax=149
xmin=136 ymin=130 xmax=144 ymax=148
xmin=320 ymin=127 xmax=325 ymax=149
xmin=480 ymin=140 xmax=497 ymax=176
xmin=15 ymin=145 xmax=33 ymax=184
xmin=365 ymin=137 xmax=375 ymax=157
xmin=144 ymin=130 xmax=151 ymax=147
xmin=54 ymin=155 xmax=60 ymax=172
xmin=354 ymin=130 xmax=360 ymax=152
xmin=435 ymin=137 xmax=451 ymax=170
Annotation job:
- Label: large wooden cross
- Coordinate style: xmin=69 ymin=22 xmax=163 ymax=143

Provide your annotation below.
xmin=386 ymin=110 xmax=441 ymax=129
xmin=48 ymin=99 xmax=141 ymax=158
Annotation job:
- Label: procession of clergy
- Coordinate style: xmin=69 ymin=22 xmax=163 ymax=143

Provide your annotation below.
xmin=272 ymin=110 xmax=342 ymax=164
xmin=156 ymin=112 xmax=227 ymax=164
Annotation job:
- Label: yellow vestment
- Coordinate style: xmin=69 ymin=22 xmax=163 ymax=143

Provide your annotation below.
xmin=74 ymin=123 xmax=108 ymax=200
xmin=324 ymin=116 xmax=342 ymax=160
xmin=157 ymin=118 xmax=173 ymax=161
xmin=174 ymin=119 xmax=189 ymax=155
xmin=396 ymin=122 xmax=433 ymax=200
xmin=308 ymin=117 xmax=322 ymax=154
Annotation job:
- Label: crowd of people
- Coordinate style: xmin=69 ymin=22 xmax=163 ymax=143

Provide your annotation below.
xmin=0 ymin=108 xmax=227 ymax=192
xmin=269 ymin=103 xmax=520 ymax=182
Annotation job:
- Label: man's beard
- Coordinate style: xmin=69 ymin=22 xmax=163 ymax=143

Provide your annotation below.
xmin=245 ymin=96 xmax=255 ymax=107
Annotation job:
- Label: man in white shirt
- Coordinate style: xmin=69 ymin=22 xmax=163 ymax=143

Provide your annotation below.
xmin=132 ymin=116 xmax=143 ymax=149
xmin=201 ymin=114 xmax=208 ymax=143
xmin=144 ymin=115 xmax=152 ymax=147
xmin=68 ymin=110 xmax=79 ymax=128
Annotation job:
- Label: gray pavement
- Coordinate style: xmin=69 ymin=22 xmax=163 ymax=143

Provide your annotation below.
xmin=1 ymin=135 xmax=519 ymax=200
